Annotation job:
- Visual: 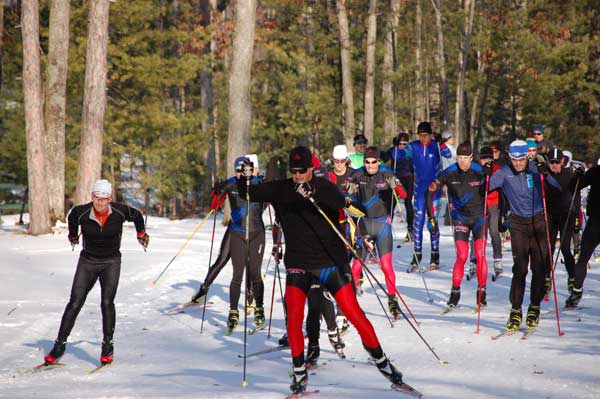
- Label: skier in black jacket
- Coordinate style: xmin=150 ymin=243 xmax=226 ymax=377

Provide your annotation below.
xmin=238 ymin=146 xmax=405 ymax=396
xmin=43 ymin=179 xmax=147 ymax=366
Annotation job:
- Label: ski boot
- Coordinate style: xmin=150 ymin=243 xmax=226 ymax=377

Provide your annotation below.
xmin=407 ymin=250 xmax=422 ymax=273
xmin=477 ymin=285 xmax=487 ymax=308
xmin=289 ymin=364 xmax=308 ymax=395
xmin=565 ymin=288 xmax=583 ymax=308
xmin=526 ymin=305 xmax=540 ymax=329
xmin=567 ymin=277 xmax=574 ymax=295
xmin=388 ymin=295 xmax=401 ymax=319
xmin=373 ymin=354 xmax=403 ymax=385
xmin=100 ymin=339 xmax=114 ymax=365
xmin=328 ymin=330 xmax=345 ymax=355
xmin=191 ymin=283 xmax=208 ymax=303
xmin=44 ymin=340 xmax=66 ymax=364
xmin=428 ymin=250 xmax=440 ymax=271
xmin=505 ymin=308 xmax=522 ymax=332
xmin=466 ymin=258 xmax=476 ymax=280
xmin=447 ymin=286 xmax=460 ymax=308
xmin=278 ymin=333 xmax=289 ymax=347
xmin=492 ymin=259 xmax=503 ymax=281
xmin=226 ymin=309 xmax=239 ymax=334
xmin=254 ymin=306 xmax=265 ymax=329
xmin=337 ymin=316 xmax=350 ymax=336
xmin=306 ymin=344 xmax=320 ymax=367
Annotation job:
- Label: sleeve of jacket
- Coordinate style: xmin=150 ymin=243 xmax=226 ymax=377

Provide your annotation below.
xmin=313 ymin=178 xmax=346 ymax=212
xmin=67 ymin=205 xmax=82 ymax=238
xmin=113 ymin=203 xmax=146 ymax=233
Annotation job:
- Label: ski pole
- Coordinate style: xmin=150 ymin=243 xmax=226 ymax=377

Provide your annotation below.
xmin=540 ymin=174 xmax=565 ymax=337
xmin=242 ymin=176 xmax=251 ymax=388
xmin=551 ymin=178 xmax=580 ymax=273
xmin=151 ymin=208 xmax=215 ymax=285
xmin=363 ymin=265 xmax=395 ymax=327
xmin=200 ymin=204 xmax=219 ymax=334
xmin=308 ymin=197 xmax=446 ymax=364
xmin=263 ymin=205 xmax=275 ymax=279
xmin=475 ymin=175 xmax=490 ymax=334
xmin=267 ymin=223 xmax=283 ymax=337
xmin=347 ymin=215 xmax=420 ymax=325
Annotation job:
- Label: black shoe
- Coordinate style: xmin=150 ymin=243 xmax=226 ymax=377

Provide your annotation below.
xmin=290 ymin=364 xmax=308 ymax=394
xmin=506 ymin=308 xmax=522 ymax=332
xmin=227 ymin=310 xmax=239 ymax=330
xmin=388 ymin=295 xmax=401 ymax=317
xmin=191 ymin=283 xmax=208 ymax=303
xmin=567 ymin=278 xmax=574 ymax=295
xmin=100 ymin=339 xmax=114 ymax=364
xmin=410 ymin=250 xmax=422 ymax=267
xmin=429 ymin=250 xmax=440 ymax=271
xmin=526 ymin=305 xmax=540 ymax=328
xmin=477 ymin=285 xmax=487 ymax=307
xmin=374 ymin=355 xmax=403 ymax=385
xmin=254 ymin=306 xmax=265 ymax=327
xmin=44 ymin=340 xmax=66 ymax=364
xmin=278 ymin=333 xmax=289 ymax=347
xmin=328 ymin=330 xmax=345 ymax=350
xmin=306 ymin=344 xmax=320 ymax=367
xmin=565 ymin=288 xmax=583 ymax=307
xmin=446 ymin=286 xmax=460 ymax=308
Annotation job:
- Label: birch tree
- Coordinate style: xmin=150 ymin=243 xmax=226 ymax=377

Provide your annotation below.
xmin=454 ymin=0 xmax=475 ymax=143
xmin=363 ymin=0 xmax=377 ymax=143
xmin=414 ymin=0 xmax=425 ymax=123
xmin=431 ymin=0 xmax=449 ymax=128
xmin=382 ymin=0 xmax=400 ymax=142
xmin=336 ymin=0 xmax=355 ymax=147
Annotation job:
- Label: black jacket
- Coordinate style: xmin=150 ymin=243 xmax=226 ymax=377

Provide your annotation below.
xmin=239 ymin=176 xmax=347 ymax=270
xmin=68 ymin=202 xmax=145 ymax=258
xmin=580 ymin=166 xmax=600 ymax=219
xmin=548 ymin=167 xmax=581 ymax=217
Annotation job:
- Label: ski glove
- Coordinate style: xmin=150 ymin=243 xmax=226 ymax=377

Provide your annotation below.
xmin=385 ymin=176 xmax=397 ymax=189
xmin=68 ymin=235 xmax=79 ymax=246
xmin=241 ymin=160 xmax=254 ymax=180
xmin=295 ymin=182 xmax=314 ymax=199
xmin=536 ymin=160 xmax=549 ymax=175
xmin=137 ymin=232 xmax=150 ymax=249
xmin=482 ymin=161 xmax=493 ymax=176
xmin=346 ymin=182 xmax=358 ymax=196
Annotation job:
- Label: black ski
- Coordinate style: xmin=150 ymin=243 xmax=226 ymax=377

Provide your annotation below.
xmin=164 ymin=301 xmax=214 ymax=314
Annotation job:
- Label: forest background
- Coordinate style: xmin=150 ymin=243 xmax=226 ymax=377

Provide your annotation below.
xmin=0 ymin=0 xmax=599 ymax=234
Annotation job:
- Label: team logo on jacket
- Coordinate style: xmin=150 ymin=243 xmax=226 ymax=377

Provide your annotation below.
xmin=376 ymin=182 xmax=387 ymax=188
xmin=468 ymin=181 xmax=480 ymax=186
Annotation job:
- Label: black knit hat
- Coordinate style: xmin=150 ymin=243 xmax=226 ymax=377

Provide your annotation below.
xmin=353 ymin=134 xmax=368 ymax=145
xmin=364 ymin=146 xmax=381 ymax=160
xmin=417 ymin=121 xmax=432 ymax=134
xmin=456 ymin=142 xmax=473 ymax=156
xmin=289 ymin=146 xmax=313 ymax=169
xmin=479 ymin=146 xmax=493 ymax=159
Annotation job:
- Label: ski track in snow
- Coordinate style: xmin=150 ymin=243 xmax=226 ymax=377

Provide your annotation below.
xmin=1 ymin=213 xmax=599 ymax=398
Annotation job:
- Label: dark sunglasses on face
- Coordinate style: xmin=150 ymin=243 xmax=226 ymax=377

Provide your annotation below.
xmin=549 ymin=160 xmax=561 ymax=164
xmin=534 ymin=132 xmax=543 ymax=136
xmin=398 ymin=142 xmax=408 ymax=145
xmin=355 ymin=140 xmax=367 ymax=145
xmin=290 ymin=168 xmax=308 ymax=174
xmin=364 ymin=160 xmax=378 ymax=165
xmin=333 ymin=159 xmax=346 ymax=164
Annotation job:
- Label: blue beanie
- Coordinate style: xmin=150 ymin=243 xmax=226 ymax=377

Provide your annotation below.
xmin=509 ymin=140 xmax=529 ymax=159
xmin=527 ymin=140 xmax=537 ymax=150
xmin=234 ymin=156 xmax=250 ymax=171
xmin=533 ymin=124 xmax=545 ymax=134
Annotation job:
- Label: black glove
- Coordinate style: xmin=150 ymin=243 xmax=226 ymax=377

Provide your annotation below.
xmin=536 ymin=160 xmax=549 ymax=175
xmin=271 ymin=245 xmax=283 ymax=260
xmin=241 ymin=160 xmax=254 ymax=180
xmin=434 ymin=133 xmax=442 ymax=143
xmin=137 ymin=232 xmax=150 ymax=249
xmin=212 ymin=178 xmax=225 ymax=195
xmin=295 ymin=182 xmax=314 ymax=198
xmin=482 ymin=160 xmax=493 ymax=176
xmin=68 ymin=235 xmax=79 ymax=246
xmin=392 ymin=135 xmax=400 ymax=146
xmin=574 ymin=166 xmax=585 ymax=179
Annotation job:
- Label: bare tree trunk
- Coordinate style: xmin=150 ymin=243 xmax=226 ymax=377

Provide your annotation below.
xmin=74 ymin=0 xmax=110 ymax=205
xmin=201 ymin=0 xmax=217 ymax=178
xmin=382 ymin=0 xmax=400 ymax=143
xmin=414 ymin=0 xmax=424 ymax=123
xmin=1 ymin=2 xmax=4 ymax=91
xmin=431 ymin=0 xmax=449 ymax=128
xmin=45 ymin=0 xmax=70 ymax=221
xmin=226 ymin=0 xmax=256 ymax=177
xmin=22 ymin=0 xmax=51 ymax=235
xmin=363 ymin=0 xmax=377 ymax=143
xmin=454 ymin=0 xmax=475 ymax=144
xmin=336 ymin=0 xmax=355 ymax=147
xmin=469 ymin=49 xmax=485 ymax=148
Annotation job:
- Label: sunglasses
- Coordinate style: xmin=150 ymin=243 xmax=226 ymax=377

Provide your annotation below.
xmin=355 ymin=140 xmax=367 ymax=145
xmin=480 ymin=156 xmax=492 ymax=160
xmin=534 ymin=132 xmax=543 ymax=136
xmin=398 ymin=142 xmax=408 ymax=145
xmin=364 ymin=159 xmax=379 ymax=165
xmin=289 ymin=168 xmax=308 ymax=174
xmin=333 ymin=159 xmax=346 ymax=164
xmin=549 ymin=160 xmax=561 ymax=164
xmin=92 ymin=194 xmax=111 ymax=201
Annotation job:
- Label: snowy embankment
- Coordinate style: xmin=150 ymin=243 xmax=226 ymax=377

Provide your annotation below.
xmin=1 ymin=212 xmax=599 ymax=399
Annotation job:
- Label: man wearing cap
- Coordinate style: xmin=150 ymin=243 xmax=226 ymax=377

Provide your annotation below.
xmin=396 ymin=121 xmax=452 ymax=271
xmin=489 ymin=140 xmax=560 ymax=332
xmin=427 ymin=143 xmax=488 ymax=310
xmin=546 ymin=147 xmax=582 ymax=298
xmin=532 ymin=124 xmax=554 ymax=155
xmin=348 ymin=134 xmax=368 ymax=169
xmin=43 ymin=179 xmax=147 ymax=367
xmin=238 ymin=146 xmax=407 ymax=395
xmin=383 ymin=132 xmax=415 ymax=241
xmin=348 ymin=146 xmax=408 ymax=316
xmin=190 ymin=156 xmax=266 ymax=334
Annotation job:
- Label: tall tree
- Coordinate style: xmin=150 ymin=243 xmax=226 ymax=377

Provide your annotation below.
xmin=336 ymin=0 xmax=355 ymax=146
xmin=414 ymin=0 xmax=425 ymax=123
xmin=225 ymin=0 xmax=256 ymax=177
xmin=1 ymin=1 xmax=4 ymax=91
xmin=363 ymin=0 xmax=377 ymax=143
xmin=21 ymin=0 xmax=51 ymax=234
xmin=431 ymin=0 xmax=449 ymax=128
xmin=74 ymin=0 xmax=110 ymax=205
xmin=45 ymin=0 xmax=70 ymax=221
xmin=455 ymin=0 xmax=475 ymax=143
xmin=382 ymin=0 xmax=400 ymax=142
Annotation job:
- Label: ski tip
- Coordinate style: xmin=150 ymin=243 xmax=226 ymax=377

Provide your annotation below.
xmin=439 ymin=359 xmax=448 ymax=365
xmin=559 ymin=332 xmax=565 ymax=336
xmin=242 ymin=380 xmax=248 ymax=388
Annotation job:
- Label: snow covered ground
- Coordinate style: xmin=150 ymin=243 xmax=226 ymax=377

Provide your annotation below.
xmin=1 ymin=211 xmax=599 ymax=399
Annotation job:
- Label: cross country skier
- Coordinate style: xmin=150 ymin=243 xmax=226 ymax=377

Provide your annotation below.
xmin=43 ymin=179 xmax=148 ymax=366
xmin=238 ymin=146 xmax=409 ymax=396
xmin=383 ymin=132 xmax=415 ymax=241
xmin=348 ymin=146 xmax=408 ymax=317
xmin=566 ymin=158 xmax=600 ymax=307
xmin=489 ymin=140 xmax=560 ymax=332
xmin=427 ymin=143 xmax=488 ymax=310
xmin=398 ymin=121 xmax=452 ymax=271
xmin=546 ymin=147 xmax=582 ymax=296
